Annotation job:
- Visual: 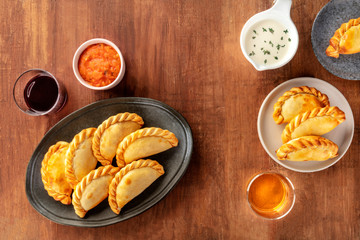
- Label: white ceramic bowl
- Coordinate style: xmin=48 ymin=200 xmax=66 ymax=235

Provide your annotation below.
xmin=240 ymin=0 xmax=299 ymax=71
xmin=73 ymin=38 xmax=125 ymax=90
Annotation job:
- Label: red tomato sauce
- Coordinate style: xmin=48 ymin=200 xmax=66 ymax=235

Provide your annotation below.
xmin=78 ymin=43 xmax=121 ymax=87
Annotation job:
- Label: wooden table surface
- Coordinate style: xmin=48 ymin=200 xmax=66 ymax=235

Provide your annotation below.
xmin=1 ymin=0 xmax=359 ymax=239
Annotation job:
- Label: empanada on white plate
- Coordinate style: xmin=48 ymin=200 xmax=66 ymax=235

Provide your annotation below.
xmin=116 ymin=127 xmax=178 ymax=166
xmin=108 ymin=159 xmax=164 ymax=214
xmin=72 ymin=165 xmax=120 ymax=218
xmin=276 ymin=136 xmax=338 ymax=161
xmin=41 ymin=141 xmax=72 ymax=205
xmin=92 ymin=112 xmax=144 ymax=166
xmin=273 ymin=86 xmax=330 ymax=124
xmin=65 ymin=128 xmax=98 ymax=188
xmin=281 ymin=106 xmax=345 ymax=143
xmin=326 ymin=17 xmax=360 ymax=58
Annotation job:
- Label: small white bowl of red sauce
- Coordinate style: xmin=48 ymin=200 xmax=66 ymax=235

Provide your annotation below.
xmin=73 ymin=38 xmax=125 ymax=90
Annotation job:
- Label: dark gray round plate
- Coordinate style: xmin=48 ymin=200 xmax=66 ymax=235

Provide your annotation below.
xmin=26 ymin=97 xmax=193 ymax=227
xmin=311 ymin=0 xmax=360 ymax=80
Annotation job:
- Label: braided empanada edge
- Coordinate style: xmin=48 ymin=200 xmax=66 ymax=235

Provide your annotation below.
xmin=41 ymin=141 xmax=72 ymax=205
xmin=108 ymin=159 xmax=164 ymax=214
xmin=281 ymin=106 xmax=346 ymax=143
xmin=92 ymin=112 xmax=144 ymax=165
xmin=72 ymin=165 xmax=120 ymax=218
xmin=276 ymin=136 xmax=338 ymax=161
xmin=326 ymin=17 xmax=360 ymax=58
xmin=65 ymin=127 xmax=97 ymax=189
xmin=115 ymin=127 xmax=178 ymax=166
xmin=273 ymin=86 xmax=330 ymax=124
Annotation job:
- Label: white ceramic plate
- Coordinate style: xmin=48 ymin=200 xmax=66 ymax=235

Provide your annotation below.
xmin=257 ymin=77 xmax=354 ymax=172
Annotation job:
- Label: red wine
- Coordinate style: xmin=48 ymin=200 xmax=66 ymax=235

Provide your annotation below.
xmin=24 ymin=75 xmax=59 ymax=112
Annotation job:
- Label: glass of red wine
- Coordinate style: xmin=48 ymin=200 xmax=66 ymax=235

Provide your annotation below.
xmin=13 ymin=69 xmax=67 ymax=116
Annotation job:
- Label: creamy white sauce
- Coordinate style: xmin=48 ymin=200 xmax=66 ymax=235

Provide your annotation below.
xmin=245 ymin=20 xmax=291 ymax=66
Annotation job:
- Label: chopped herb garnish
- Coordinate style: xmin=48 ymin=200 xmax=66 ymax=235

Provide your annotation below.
xmin=269 ymin=41 xmax=274 ymax=47
xmin=261 ymin=47 xmax=264 ymax=50
xmin=264 ymin=40 xmax=267 ymax=43
xmin=282 ymin=45 xmax=285 ymax=47
xmin=269 ymin=28 xmax=274 ymax=34
xmin=288 ymin=38 xmax=291 ymax=42
xmin=264 ymin=59 xmax=267 ymax=64
xmin=284 ymin=29 xmax=289 ymax=34
xmin=253 ymin=30 xmax=257 ymax=34
xmin=274 ymin=56 xmax=278 ymax=60
xmin=252 ymin=36 xmax=256 ymax=39
xmin=281 ymin=36 xmax=284 ymax=40
xmin=263 ymin=50 xmax=270 ymax=55
xmin=276 ymin=44 xmax=281 ymax=50
xmin=262 ymin=27 xmax=267 ymax=32
xmin=254 ymin=44 xmax=256 ymax=47
xmin=249 ymin=51 xmax=255 ymax=56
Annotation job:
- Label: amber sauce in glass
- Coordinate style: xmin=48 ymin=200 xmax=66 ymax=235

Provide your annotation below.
xmin=248 ymin=173 xmax=286 ymax=212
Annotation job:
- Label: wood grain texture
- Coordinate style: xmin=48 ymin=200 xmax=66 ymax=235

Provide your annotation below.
xmin=1 ymin=0 xmax=359 ymax=239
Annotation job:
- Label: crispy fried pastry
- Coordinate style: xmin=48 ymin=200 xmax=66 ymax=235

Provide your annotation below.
xmin=41 ymin=141 xmax=72 ymax=205
xmin=116 ymin=127 xmax=178 ymax=166
xmin=92 ymin=113 xmax=144 ymax=166
xmin=65 ymin=128 xmax=98 ymax=188
xmin=276 ymin=136 xmax=338 ymax=161
xmin=108 ymin=160 xmax=164 ymax=214
xmin=281 ymin=106 xmax=345 ymax=143
xmin=273 ymin=86 xmax=330 ymax=124
xmin=72 ymin=165 xmax=120 ymax=218
xmin=326 ymin=17 xmax=360 ymax=58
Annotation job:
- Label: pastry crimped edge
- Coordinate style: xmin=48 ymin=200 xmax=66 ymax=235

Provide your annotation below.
xmin=115 ymin=127 xmax=179 ymax=167
xmin=273 ymin=86 xmax=330 ymax=124
xmin=65 ymin=127 xmax=97 ymax=189
xmin=108 ymin=159 xmax=165 ymax=214
xmin=41 ymin=141 xmax=72 ymax=205
xmin=92 ymin=112 xmax=144 ymax=166
xmin=281 ymin=106 xmax=346 ymax=143
xmin=326 ymin=17 xmax=360 ymax=58
xmin=72 ymin=165 xmax=120 ymax=218
xmin=276 ymin=136 xmax=338 ymax=161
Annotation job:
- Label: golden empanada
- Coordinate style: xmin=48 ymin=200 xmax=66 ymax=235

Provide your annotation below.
xmin=108 ymin=159 xmax=164 ymax=214
xmin=65 ymin=128 xmax=98 ymax=189
xmin=281 ymin=106 xmax=345 ymax=143
xmin=92 ymin=113 xmax=144 ymax=166
xmin=273 ymin=86 xmax=330 ymax=124
xmin=41 ymin=141 xmax=72 ymax=205
xmin=72 ymin=165 xmax=120 ymax=218
xmin=326 ymin=17 xmax=360 ymax=58
xmin=276 ymin=136 xmax=338 ymax=161
xmin=116 ymin=127 xmax=178 ymax=166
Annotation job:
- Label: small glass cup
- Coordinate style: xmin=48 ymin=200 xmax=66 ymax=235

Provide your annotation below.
xmin=246 ymin=172 xmax=295 ymax=220
xmin=13 ymin=69 xmax=67 ymax=116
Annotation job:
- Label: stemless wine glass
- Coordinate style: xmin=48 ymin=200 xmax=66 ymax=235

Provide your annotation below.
xmin=13 ymin=69 xmax=67 ymax=116
xmin=246 ymin=172 xmax=295 ymax=220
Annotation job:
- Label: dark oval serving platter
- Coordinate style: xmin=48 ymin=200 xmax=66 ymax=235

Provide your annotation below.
xmin=26 ymin=97 xmax=193 ymax=227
